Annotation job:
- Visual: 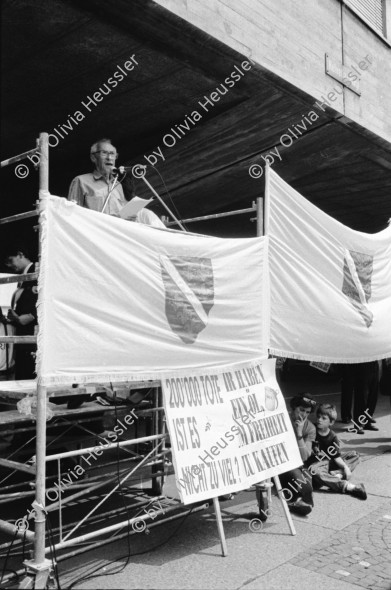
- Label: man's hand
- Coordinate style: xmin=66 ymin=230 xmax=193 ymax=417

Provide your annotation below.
xmin=7 ymin=309 xmax=34 ymax=326
xmin=7 ymin=309 xmax=19 ymax=325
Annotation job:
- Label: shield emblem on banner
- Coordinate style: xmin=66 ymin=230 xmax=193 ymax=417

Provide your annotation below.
xmin=160 ymin=255 xmax=214 ymax=344
xmin=342 ymin=250 xmax=374 ymax=328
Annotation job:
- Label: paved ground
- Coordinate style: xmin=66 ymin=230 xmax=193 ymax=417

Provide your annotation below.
xmin=290 ymin=501 xmax=391 ymax=589
xmin=3 ymin=366 xmax=390 ymax=590
xmin=52 ymin=367 xmax=391 ymax=590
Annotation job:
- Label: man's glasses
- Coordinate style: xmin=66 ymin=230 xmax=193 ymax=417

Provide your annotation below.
xmin=92 ymin=150 xmax=118 ymax=159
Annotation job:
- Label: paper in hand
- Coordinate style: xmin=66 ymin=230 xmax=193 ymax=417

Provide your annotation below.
xmin=119 ymin=197 xmax=153 ymax=220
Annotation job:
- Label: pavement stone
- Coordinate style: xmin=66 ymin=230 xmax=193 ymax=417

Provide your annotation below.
xmin=288 ymin=500 xmax=391 ymax=590
xmin=242 ymin=563 xmax=363 ymax=590
xmin=6 ymin=383 xmax=387 ymax=590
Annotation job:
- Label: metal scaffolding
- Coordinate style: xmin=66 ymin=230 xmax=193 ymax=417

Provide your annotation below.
xmin=0 ymin=134 xmax=178 ymax=588
xmin=0 ymin=135 xmax=266 ymax=587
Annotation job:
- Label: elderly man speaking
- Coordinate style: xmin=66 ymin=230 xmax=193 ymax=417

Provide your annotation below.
xmin=68 ymin=138 xmax=164 ymax=227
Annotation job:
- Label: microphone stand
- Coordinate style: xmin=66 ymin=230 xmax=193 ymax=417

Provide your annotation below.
xmin=101 ymin=173 xmax=120 ymax=214
xmin=140 ymin=174 xmax=186 ymax=232
xmin=101 ymin=166 xmax=186 ymax=232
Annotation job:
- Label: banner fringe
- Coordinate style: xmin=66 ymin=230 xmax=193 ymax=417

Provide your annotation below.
xmin=35 ymin=196 xmax=49 ymax=380
xmin=37 ymin=356 xmax=270 ymax=386
xmin=268 ymin=348 xmax=391 ymax=364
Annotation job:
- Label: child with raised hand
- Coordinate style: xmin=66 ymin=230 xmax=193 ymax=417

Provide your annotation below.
xmin=308 ymin=403 xmax=367 ymax=500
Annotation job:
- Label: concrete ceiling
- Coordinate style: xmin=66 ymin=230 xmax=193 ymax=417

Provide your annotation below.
xmin=1 ymin=0 xmax=391 ymax=259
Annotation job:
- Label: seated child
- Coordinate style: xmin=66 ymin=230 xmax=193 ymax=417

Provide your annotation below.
xmin=307 ymin=403 xmax=366 ymax=500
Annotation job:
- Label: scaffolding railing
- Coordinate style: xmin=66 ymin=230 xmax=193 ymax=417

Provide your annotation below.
xmin=0 ymin=134 xmax=265 ymax=587
xmin=0 ymin=136 xmax=178 ymax=588
xmin=163 ymin=199 xmax=264 ymax=237
xmin=0 ymin=132 xmax=51 ymax=587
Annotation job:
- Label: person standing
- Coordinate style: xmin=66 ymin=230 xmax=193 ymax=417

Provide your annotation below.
xmin=5 ymin=247 xmax=37 ymax=380
xmin=68 ymin=138 xmax=165 ymax=227
xmin=68 ymin=138 xmax=125 ymax=215
xmin=340 ymin=362 xmax=379 ymax=433
xmin=340 ymin=363 xmax=355 ymax=424
xmin=365 ymin=361 xmax=380 ymax=429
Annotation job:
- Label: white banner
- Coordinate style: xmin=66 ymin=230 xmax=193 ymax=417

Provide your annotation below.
xmin=0 ymin=275 xmax=16 ymax=372
xmin=0 ymin=322 xmax=15 ymax=372
xmin=267 ymin=168 xmax=391 ymax=363
xmin=37 ymin=196 xmax=269 ymax=384
xmin=0 ymin=274 xmax=16 ymax=311
xmin=162 ymin=358 xmax=302 ymax=504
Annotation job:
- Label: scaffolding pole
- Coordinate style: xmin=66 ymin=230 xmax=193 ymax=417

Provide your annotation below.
xmin=164 ymin=205 xmax=256 ymax=227
xmin=0 ymin=137 xmax=267 ymax=581
xmin=0 ymin=145 xmax=40 ymax=168
xmin=22 ymin=132 xmax=53 ymax=588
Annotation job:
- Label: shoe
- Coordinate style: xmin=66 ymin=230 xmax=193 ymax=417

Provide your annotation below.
xmin=363 ymin=424 xmax=379 ymax=431
xmin=348 ymin=483 xmax=367 ymax=500
xmin=287 ymin=499 xmax=312 ymax=516
xmin=368 ymin=417 xmax=377 ymax=424
xmin=356 ymin=428 xmax=365 ymax=435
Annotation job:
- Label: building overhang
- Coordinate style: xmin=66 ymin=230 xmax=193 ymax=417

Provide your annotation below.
xmin=1 ymin=0 xmax=390 ymax=237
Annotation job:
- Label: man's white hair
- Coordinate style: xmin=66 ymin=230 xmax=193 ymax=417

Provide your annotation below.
xmin=90 ymin=138 xmax=113 ymax=155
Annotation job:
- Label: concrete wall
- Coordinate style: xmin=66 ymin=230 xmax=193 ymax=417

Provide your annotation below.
xmin=342 ymin=3 xmax=391 ymax=144
xmin=155 ymin=0 xmax=391 ymax=144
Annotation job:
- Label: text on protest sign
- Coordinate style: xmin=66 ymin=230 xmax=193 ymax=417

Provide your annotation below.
xmin=162 ymin=359 xmax=302 ymax=504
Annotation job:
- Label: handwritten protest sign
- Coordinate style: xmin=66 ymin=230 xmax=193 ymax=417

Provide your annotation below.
xmin=162 ymin=358 xmax=302 ymax=504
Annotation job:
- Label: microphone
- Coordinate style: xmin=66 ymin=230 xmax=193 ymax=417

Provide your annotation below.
xmin=112 ymin=165 xmax=147 ymax=174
